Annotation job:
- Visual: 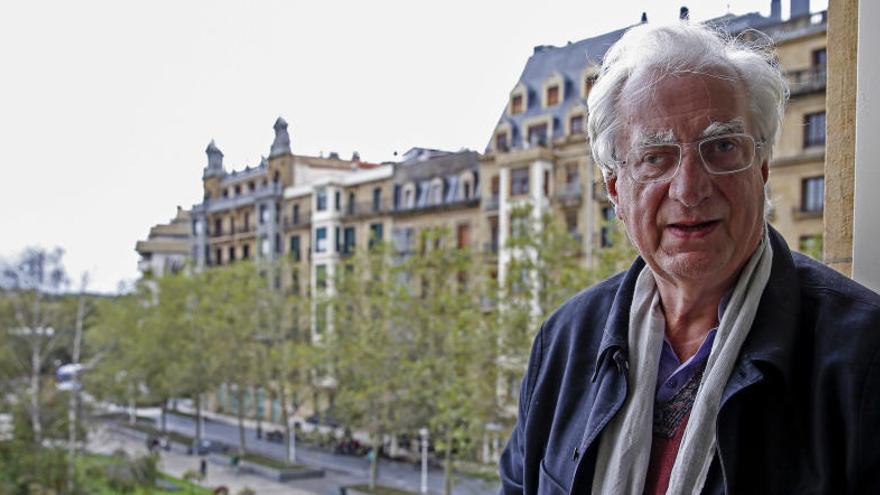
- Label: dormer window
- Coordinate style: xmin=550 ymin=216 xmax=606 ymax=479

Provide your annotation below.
xmin=584 ymin=75 xmax=596 ymax=98
xmin=511 ymin=94 xmax=524 ymax=114
xmin=496 ymin=132 xmax=509 ymax=152
xmin=547 ymin=85 xmax=560 ymax=106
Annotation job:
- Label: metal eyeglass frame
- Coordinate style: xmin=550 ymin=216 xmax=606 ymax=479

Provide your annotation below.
xmin=619 ymin=133 xmax=765 ymax=184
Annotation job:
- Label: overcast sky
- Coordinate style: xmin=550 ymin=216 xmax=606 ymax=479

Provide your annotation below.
xmin=0 ymin=0 xmax=827 ymax=293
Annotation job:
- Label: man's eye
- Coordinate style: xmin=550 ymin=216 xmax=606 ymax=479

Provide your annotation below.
xmin=714 ymin=139 xmax=737 ymax=152
xmin=640 ymin=152 xmax=674 ymax=167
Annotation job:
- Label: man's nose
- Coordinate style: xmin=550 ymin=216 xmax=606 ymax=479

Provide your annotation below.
xmin=668 ymin=146 xmax=712 ymax=208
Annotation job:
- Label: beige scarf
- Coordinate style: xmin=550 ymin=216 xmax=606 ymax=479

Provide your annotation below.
xmin=591 ymin=230 xmax=773 ymax=494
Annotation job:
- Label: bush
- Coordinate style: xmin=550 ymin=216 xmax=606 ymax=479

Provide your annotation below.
xmin=237 ymin=488 xmax=256 ymax=495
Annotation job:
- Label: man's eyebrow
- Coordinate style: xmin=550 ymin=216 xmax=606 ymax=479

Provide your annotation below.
xmin=632 ymin=128 xmax=675 ymax=147
xmin=701 ymin=119 xmax=745 ymax=138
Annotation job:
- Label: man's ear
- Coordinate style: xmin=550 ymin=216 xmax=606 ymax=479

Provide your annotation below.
xmin=605 ymin=175 xmax=620 ymax=214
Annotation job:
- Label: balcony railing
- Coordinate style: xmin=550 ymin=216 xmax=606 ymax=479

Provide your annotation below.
xmin=205 ymin=183 xmax=283 ymax=214
xmin=392 ymin=196 xmax=480 ymax=215
xmin=592 ymin=181 xmax=609 ymax=202
xmin=786 ymin=66 xmax=826 ymax=96
xmin=342 ymin=200 xmax=391 ymax=219
xmin=555 ymin=182 xmax=582 ymax=203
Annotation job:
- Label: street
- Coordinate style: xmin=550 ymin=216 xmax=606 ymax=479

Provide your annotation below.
xmin=154 ymin=411 xmax=499 ymax=494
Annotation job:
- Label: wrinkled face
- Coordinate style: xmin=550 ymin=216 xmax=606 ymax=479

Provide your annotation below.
xmin=606 ymin=72 xmax=768 ymax=288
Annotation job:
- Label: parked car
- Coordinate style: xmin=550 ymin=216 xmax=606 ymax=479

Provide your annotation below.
xmin=266 ymin=429 xmax=285 ymax=443
xmin=187 ymin=438 xmax=229 ymax=456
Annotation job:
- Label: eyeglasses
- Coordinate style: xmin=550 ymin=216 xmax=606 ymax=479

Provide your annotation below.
xmin=621 ymin=133 xmax=762 ymax=184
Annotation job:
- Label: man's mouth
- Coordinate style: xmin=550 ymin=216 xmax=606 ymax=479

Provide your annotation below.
xmin=667 ymin=220 xmax=720 ymax=237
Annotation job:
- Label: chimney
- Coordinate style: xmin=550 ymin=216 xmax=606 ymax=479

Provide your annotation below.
xmin=641 ymin=12 xmax=648 ymax=23
xmin=679 ymin=6 xmax=690 ymax=21
xmin=790 ymin=0 xmax=809 ymax=18
xmin=770 ymin=0 xmax=781 ymax=20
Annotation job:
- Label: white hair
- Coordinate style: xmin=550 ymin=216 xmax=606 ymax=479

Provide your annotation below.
xmin=587 ymin=21 xmax=789 ymax=182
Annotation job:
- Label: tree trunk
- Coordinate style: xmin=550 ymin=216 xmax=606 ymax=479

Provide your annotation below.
xmin=30 ymin=344 xmax=42 ymax=444
xmin=160 ymin=399 xmax=168 ymax=434
xmin=195 ymin=393 xmax=203 ymax=444
xmin=236 ymin=387 xmax=247 ymax=457
xmin=67 ymin=289 xmax=86 ymax=494
xmin=444 ymin=432 xmax=454 ymax=495
xmin=369 ymin=431 xmax=380 ymax=490
xmin=280 ymin=385 xmax=294 ymax=465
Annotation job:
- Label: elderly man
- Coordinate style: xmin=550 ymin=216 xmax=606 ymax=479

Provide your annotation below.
xmin=499 ymin=22 xmax=880 ymax=494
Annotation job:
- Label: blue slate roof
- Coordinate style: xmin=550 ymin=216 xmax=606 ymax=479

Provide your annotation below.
xmin=486 ymin=11 xmax=778 ymax=153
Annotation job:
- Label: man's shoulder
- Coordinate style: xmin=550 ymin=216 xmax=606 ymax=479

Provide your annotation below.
xmin=792 ymin=252 xmax=880 ymax=314
xmin=540 ymin=270 xmax=628 ymax=343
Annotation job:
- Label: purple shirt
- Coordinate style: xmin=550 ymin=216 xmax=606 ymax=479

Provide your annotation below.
xmin=655 ymin=295 xmax=729 ymax=404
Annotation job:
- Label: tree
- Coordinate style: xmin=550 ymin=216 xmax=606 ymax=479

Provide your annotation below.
xmin=0 ymin=247 xmax=71 ymax=444
xmin=401 ymin=228 xmax=498 ymax=495
xmin=327 ymin=242 xmax=408 ymax=489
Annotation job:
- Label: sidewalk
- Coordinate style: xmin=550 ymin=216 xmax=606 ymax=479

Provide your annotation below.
xmin=88 ymin=425 xmax=320 ymax=495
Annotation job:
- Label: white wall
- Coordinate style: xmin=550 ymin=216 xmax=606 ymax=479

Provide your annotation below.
xmin=852 ymin=0 xmax=880 ymax=293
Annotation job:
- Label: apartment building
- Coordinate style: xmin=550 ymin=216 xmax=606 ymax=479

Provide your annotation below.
xmin=134 ymin=206 xmax=192 ymax=277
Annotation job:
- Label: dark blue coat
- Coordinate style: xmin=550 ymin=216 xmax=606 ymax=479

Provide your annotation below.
xmin=500 ymin=228 xmax=880 ymax=494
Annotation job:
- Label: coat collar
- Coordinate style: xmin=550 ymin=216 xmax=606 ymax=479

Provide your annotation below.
xmin=592 ymin=226 xmax=800 ymax=387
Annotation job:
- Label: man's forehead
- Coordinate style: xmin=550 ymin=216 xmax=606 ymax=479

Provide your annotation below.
xmin=630 ymin=119 xmax=747 ymax=145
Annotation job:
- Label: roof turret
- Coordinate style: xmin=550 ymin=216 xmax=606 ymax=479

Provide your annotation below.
xmin=270 ymin=117 xmax=291 ymax=157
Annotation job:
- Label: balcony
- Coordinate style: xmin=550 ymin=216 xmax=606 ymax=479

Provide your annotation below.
xmin=554 ymin=182 xmax=582 ymax=205
xmin=392 ymin=196 xmax=480 ymax=216
xmin=483 ymin=195 xmax=500 ymax=212
xmin=792 ymin=205 xmax=823 ymax=220
xmin=592 ymin=181 xmax=609 ymax=202
xmin=205 ymin=183 xmax=283 ymax=214
xmin=786 ymin=66 xmax=826 ymax=96
xmin=341 ymin=200 xmax=391 ymax=219
xmin=282 ymin=214 xmax=311 ymax=231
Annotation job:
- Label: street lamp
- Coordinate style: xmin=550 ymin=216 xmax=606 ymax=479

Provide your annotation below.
xmin=419 ymin=427 xmax=429 ymax=494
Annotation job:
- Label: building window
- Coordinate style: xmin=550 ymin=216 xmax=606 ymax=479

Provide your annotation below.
xmin=804 ymin=112 xmax=826 ymax=148
xmin=316 ymin=189 xmax=327 ymax=211
xmin=456 ymin=224 xmax=470 ymax=249
xmin=248 ymin=181 xmax=255 ymax=192
xmin=215 ymin=248 xmax=222 ymax=265
xmin=801 ymin=176 xmax=825 ymax=213
xmin=527 ymin=123 xmax=548 ymax=146
xmin=315 ymin=227 xmax=327 ymax=252
xmin=242 ymin=244 xmax=250 ymax=259
xmin=290 ymin=235 xmax=301 ymax=261
xmin=570 ymin=115 xmax=584 ymax=135
xmin=214 ymin=218 xmax=222 ymax=236
xmin=584 ymin=76 xmax=595 ymax=97
xmin=510 ymin=94 xmax=523 ymax=114
xmin=292 ymin=204 xmax=300 ymax=224
xmin=546 ymin=85 xmax=560 ymax=106
xmin=600 ymin=206 xmax=616 ymax=247
xmin=495 ymin=132 xmax=509 ymax=152
xmin=372 ymin=187 xmax=382 ymax=212
xmin=243 ymin=213 xmax=249 ymax=232
xmin=812 ymin=48 xmax=827 ymax=67
xmin=347 ymin=192 xmax=355 ymax=215
xmin=343 ymin=226 xmax=356 ymax=254
xmin=511 ymin=167 xmax=529 ymax=195
xmin=543 ymin=170 xmax=550 ymax=197
xmin=261 ymin=237 xmax=271 ymax=256
xmin=260 ymin=204 xmax=269 ymax=224
xmin=275 ymin=233 xmax=282 ymax=253
xmin=228 ymin=246 xmax=236 ymax=262
xmin=335 ymin=191 xmax=341 ymax=211
xmin=335 ymin=226 xmax=341 ymax=252
xmin=235 ymin=184 xmax=241 ymax=196
xmin=316 ymin=265 xmax=327 ymax=291
xmin=369 ymin=223 xmax=383 ymax=248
